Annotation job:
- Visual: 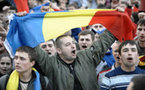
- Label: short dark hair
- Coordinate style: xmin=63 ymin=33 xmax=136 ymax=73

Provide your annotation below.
xmin=78 ymin=30 xmax=95 ymax=41
xmin=0 ymin=52 xmax=12 ymax=64
xmin=131 ymin=74 xmax=145 ymax=90
xmin=137 ymin=19 xmax=145 ymax=26
xmin=55 ymin=35 xmax=71 ymax=48
xmin=48 ymin=39 xmax=55 ymax=46
xmin=16 ymin=46 xmax=36 ymax=62
xmin=118 ymin=40 xmax=138 ymax=55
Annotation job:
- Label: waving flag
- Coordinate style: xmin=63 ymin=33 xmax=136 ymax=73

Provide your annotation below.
xmin=4 ymin=9 xmax=135 ymax=58
xmin=30 ymin=2 xmax=49 ymax=13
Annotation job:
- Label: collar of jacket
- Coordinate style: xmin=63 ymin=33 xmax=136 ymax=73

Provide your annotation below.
xmin=56 ymin=53 xmax=76 ymax=67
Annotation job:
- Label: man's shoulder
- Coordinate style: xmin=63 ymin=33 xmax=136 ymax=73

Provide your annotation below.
xmin=0 ymin=74 xmax=9 ymax=81
xmin=135 ymin=67 xmax=145 ymax=73
xmin=105 ymin=67 xmax=121 ymax=77
xmin=0 ymin=74 xmax=10 ymax=90
xmin=39 ymin=74 xmax=52 ymax=90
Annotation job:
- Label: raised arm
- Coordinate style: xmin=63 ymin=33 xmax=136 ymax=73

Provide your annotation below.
xmin=34 ymin=45 xmax=54 ymax=76
xmin=83 ymin=29 xmax=116 ymax=67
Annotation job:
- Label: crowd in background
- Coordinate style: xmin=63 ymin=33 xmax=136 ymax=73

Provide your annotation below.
xmin=0 ymin=0 xmax=145 ymax=90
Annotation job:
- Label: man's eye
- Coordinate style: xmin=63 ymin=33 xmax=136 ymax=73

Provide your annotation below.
xmin=6 ymin=63 xmax=11 ymax=65
xmin=80 ymin=39 xmax=84 ymax=41
xmin=99 ymin=25 xmax=103 ymax=28
xmin=48 ymin=44 xmax=53 ymax=47
xmin=138 ymin=28 xmax=142 ymax=31
xmin=94 ymin=26 xmax=98 ymax=28
xmin=123 ymin=48 xmax=128 ymax=52
xmin=114 ymin=50 xmax=118 ymax=52
xmin=65 ymin=43 xmax=71 ymax=46
xmin=20 ymin=57 xmax=26 ymax=60
xmin=41 ymin=45 xmax=46 ymax=48
xmin=132 ymin=48 xmax=137 ymax=52
xmin=86 ymin=39 xmax=90 ymax=41
xmin=0 ymin=62 xmax=5 ymax=65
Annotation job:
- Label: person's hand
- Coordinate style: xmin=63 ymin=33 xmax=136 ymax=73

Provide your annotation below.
xmin=2 ymin=6 xmax=10 ymax=12
xmin=16 ymin=11 xmax=27 ymax=16
xmin=49 ymin=1 xmax=60 ymax=10
xmin=97 ymin=0 xmax=106 ymax=5
xmin=115 ymin=6 xmax=125 ymax=12
xmin=138 ymin=12 xmax=145 ymax=19
xmin=40 ymin=6 xmax=50 ymax=12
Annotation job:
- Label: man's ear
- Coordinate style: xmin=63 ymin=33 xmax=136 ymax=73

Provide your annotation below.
xmin=31 ymin=61 xmax=35 ymax=67
xmin=56 ymin=48 xmax=62 ymax=54
xmin=119 ymin=54 xmax=122 ymax=61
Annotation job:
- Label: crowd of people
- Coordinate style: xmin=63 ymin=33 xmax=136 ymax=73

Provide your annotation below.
xmin=0 ymin=0 xmax=145 ymax=90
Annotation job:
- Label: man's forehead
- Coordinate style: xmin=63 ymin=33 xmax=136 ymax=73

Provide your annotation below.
xmin=137 ymin=23 xmax=145 ymax=27
xmin=122 ymin=44 xmax=137 ymax=49
xmin=15 ymin=51 xmax=29 ymax=56
xmin=61 ymin=36 xmax=72 ymax=39
xmin=60 ymin=36 xmax=73 ymax=42
xmin=79 ymin=34 xmax=92 ymax=38
xmin=42 ymin=41 xmax=54 ymax=45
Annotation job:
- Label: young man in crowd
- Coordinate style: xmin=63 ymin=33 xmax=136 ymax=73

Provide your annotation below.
xmin=135 ymin=19 xmax=145 ymax=56
xmin=97 ymin=41 xmax=121 ymax=86
xmin=101 ymin=40 xmax=145 ymax=90
xmin=40 ymin=39 xmax=56 ymax=56
xmin=78 ymin=30 xmax=95 ymax=50
xmin=0 ymin=53 xmax=12 ymax=77
xmin=0 ymin=46 xmax=52 ymax=90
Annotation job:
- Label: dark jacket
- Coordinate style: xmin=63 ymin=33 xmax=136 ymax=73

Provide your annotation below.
xmin=35 ymin=30 xmax=116 ymax=90
xmin=136 ymin=41 xmax=145 ymax=56
xmin=0 ymin=71 xmax=52 ymax=90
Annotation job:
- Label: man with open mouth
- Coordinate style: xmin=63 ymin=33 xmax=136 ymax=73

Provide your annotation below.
xmin=101 ymin=40 xmax=145 ymax=90
xmin=78 ymin=30 xmax=95 ymax=50
xmin=34 ymin=27 xmax=117 ymax=90
xmin=40 ymin=39 xmax=56 ymax=56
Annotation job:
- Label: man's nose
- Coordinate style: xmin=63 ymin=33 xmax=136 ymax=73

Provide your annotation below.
xmin=71 ymin=43 xmax=75 ymax=48
xmin=3 ymin=63 xmax=7 ymax=67
xmin=127 ymin=50 xmax=132 ymax=55
xmin=45 ymin=46 xmax=50 ymax=50
xmin=140 ymin=30 xmax=145 ymax=34
xmin=15 ymin=58 xmax=20 ymax=64
xmin=82 ymin=40 xmax=87 ymax=43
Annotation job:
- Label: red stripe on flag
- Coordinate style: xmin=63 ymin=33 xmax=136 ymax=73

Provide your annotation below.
xmin=89 ymin=11 xmax=135 ymax=42
xmin=14 ymin=0 xmax=29 ymax=13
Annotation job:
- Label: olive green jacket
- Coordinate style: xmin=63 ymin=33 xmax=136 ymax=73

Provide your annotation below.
xmin=35 ymin=30 xmax=116 ymax=90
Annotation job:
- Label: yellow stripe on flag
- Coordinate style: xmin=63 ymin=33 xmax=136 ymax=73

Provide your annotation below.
xmin=42 ymin=9 xmax=114 ymax=41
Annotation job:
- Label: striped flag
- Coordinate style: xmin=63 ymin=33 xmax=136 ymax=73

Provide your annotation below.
xmin=4 ymin=9 xmax=135 ymax=58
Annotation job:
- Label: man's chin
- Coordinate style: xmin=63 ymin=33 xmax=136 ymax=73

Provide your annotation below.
xmin=140 ymin=40 xmax=145 ymax=42
xmin=68 ymin=56 xmax=76 ymax=61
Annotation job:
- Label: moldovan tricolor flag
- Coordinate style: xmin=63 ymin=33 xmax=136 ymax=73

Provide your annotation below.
xmin=4 ymin=9 xmax=135 ymax=58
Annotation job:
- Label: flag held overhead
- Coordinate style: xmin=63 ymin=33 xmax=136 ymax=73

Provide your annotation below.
xmin=4 ymin=9 xmax=135 ymax=58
